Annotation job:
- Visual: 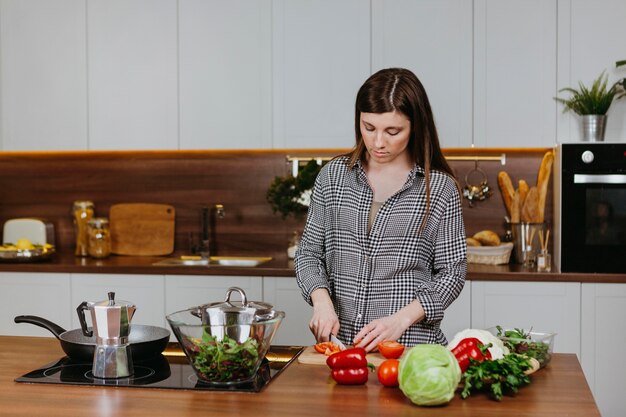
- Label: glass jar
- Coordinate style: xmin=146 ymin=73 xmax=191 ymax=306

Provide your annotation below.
xmin=87 ymin=217 xmax=111 ymax=259
xmin=73 ymin=201 xmax=95 ymax=257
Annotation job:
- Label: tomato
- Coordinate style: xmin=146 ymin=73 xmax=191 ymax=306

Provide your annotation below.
xmin=314 ymin=342 xmax=341 ymax=356
xmin=377 ymin=359 xmax=400 ymax=387
xmin=377 ymin=340 xmax=405 ymax=359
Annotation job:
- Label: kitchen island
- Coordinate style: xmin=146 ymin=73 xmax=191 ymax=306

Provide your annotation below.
xmin=0 ymin=336 xmax=600 ymax=417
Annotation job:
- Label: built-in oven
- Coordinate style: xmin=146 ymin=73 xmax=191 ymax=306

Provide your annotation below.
xmin=554 ymin=143 xmax=626 ymax=273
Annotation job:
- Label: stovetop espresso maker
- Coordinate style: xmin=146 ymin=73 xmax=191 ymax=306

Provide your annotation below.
xmin=77 ymin=292 xmax=136 ymax=378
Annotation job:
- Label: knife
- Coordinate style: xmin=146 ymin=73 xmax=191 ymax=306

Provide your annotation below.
xmin=330 ymin=333 xmax=347 ymax=351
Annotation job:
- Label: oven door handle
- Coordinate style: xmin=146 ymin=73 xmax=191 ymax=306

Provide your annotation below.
xmin=574 ymin=174 xmax=626 ymax=184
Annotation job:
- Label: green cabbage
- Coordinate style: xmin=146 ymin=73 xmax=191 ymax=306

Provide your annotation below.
xmin=398 ymin=344 xmax=461 ymax=406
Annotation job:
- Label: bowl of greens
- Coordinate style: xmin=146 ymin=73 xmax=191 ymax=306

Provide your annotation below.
xmin=166 ymin=307 xmax=285 ymax=385
xmin=488 ymin=326 xmax=555 ymax=368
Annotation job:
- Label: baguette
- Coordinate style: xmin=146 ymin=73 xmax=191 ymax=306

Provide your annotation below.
xmin=518 ymin=179 xmax=529 ymax=210
xmin=497 ymin=171 xmax=515 ymax=217
xmin=536 ymin=151 xmax=554 ymax=223
xmin=511 ymin=189 xmax=521 ymax=223
xmin=522 ymin=186 xmax=541 ymax=223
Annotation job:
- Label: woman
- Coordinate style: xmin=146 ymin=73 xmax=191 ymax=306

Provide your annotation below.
xmin=295 ymin=68 xmax=466 ymax=351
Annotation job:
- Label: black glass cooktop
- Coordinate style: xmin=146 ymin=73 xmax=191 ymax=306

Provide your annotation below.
xmin=16 ymin=345 xmax=303 ymax=393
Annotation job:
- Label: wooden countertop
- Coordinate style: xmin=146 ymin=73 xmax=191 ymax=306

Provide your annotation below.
xmin=0 ymin=336 xmax=599 ymax=417
xmin=0 ymin=251 xmax=624 ymax=283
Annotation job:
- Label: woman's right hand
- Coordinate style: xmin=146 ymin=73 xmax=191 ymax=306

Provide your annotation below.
xmin=309 ymin=288 xmax=339 ymax=342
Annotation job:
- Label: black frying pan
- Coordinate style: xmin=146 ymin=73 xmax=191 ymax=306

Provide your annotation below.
xmin=14 ymin=315 xmax=170 ymax=362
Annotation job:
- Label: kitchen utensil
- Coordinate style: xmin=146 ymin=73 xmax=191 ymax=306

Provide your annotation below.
xmin=166 ymin=287 xmax=285 ymax=385
xmin=166 ymin=309 xmax=284 ymax=385
xmin=297 ymin=345 xmax=387 ymax=367
xmin=2 ymin=218 xmax=55 ymax=245
xmin=329 ymin=333 xmax=347 ymax=350
xmin=109 ymin=203 xmax=175 ymax=256
xmin=14 ymin=315 xmax=170 ymax=362
xmin=77 ymin=292 xmax=136 ymax=378
xmin=193 ymin=286 xmax=278 ymax=326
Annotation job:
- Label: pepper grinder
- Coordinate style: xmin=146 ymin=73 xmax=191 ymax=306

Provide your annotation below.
xmin=77 ymin=292 xmax=136 ymax=378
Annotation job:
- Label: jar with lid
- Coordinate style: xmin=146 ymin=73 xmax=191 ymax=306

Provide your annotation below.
xmin=73 ymin=201 xmax=95 ymax=257
xmin=87 ymin=217 xmax=111 ymax=259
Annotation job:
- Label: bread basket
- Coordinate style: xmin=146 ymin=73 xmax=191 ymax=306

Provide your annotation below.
xmin=467 ymin=242 xmax=514 ymax=265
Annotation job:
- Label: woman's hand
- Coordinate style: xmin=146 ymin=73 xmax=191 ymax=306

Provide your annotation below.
xmin=309 ymin=288 xmax=339 ymax=342
xmin=354 ymin=300 xmax=425 ymax=352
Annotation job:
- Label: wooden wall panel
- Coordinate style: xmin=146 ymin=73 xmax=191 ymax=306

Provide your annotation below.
xmin=0 ymin=149 xmax=553 ymax=260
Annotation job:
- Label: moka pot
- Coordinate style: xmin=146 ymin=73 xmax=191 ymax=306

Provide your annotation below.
xmin=77 ymin=292 xmax=136 ymax=378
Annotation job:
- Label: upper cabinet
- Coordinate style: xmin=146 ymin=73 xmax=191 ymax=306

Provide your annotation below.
xmin=87 ymin=0 xmax=178 ymax=150
xmin=0 ymin=0 xmax=88 ymax=150
xmin=557 ymin=0 xmax=626 ymax=143
xmin=473 ymin=0 xmax=557 ymax=148
xmin=371 ymin=0 xmax=473 ymax=148
xmin=271 ymin=0 xmax=370 ymax=149
xmin=179 ymin=0 xmax=272 ymax=149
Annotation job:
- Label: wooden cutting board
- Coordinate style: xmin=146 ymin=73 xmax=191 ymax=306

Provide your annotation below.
xmin=109 ymin=203 xmax=175 ymax=256
xmin=297 ymin=345 xmax=387 ymax=367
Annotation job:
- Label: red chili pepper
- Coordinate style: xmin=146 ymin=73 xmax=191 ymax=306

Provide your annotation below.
xmin=451 ymin=337 xmax=492 ymax=372
xmin=326 ymin=347 xmax=375 ymax=385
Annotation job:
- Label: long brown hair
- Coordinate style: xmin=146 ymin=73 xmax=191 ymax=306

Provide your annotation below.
xmin=344 ymin=68 xmax=456 ymax=229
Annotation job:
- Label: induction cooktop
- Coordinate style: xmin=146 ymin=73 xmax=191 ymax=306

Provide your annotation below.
xmin=16 ymin=345 xmax=303 ymax=393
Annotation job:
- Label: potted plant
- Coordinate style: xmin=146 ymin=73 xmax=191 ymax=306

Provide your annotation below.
xmin=555 ymin=69 xmax=625 ymax=141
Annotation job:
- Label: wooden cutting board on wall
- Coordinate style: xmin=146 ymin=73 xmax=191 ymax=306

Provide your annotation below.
xmin=109 ymin=203 xmax=175 ymax=256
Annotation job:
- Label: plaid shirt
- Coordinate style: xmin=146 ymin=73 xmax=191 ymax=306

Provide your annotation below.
xmin=295 ymin=156 xmax=467 ymax=346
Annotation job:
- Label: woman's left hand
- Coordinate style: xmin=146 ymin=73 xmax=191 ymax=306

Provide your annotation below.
xmin=353 ymin=300 xmax=425 ymax=352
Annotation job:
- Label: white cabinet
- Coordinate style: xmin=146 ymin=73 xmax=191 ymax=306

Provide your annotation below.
xmin=86 ymin=0 xmax=178 ymax=150
xmin=70 ymin=273 xmax=166 ymax=329
xmin=178 ymin=0 xmax=272 ymax=150
xmin=473 ymin=0 xmax=557 ymax=148
xmin=581 ymin=283 xmax=626 ymax=417
xmin=271 ymin=0 xmax=370 ymax=149
xmin=371 ymin=0 xmax=473 ymax=148
xmin=441 ymin=283 xmax=472 ymax=342
xmin=0 ymin=272 xmax=71 ymax=336
xmin=0 ymin=0 xmax=87 ymax=150
xmin=557 ymin=0 xmax=626 ymax=143
xmin=471 ymin=281 xmax=580 ymax=355
xmin=263 ymin=276 xmax=314 ymax=346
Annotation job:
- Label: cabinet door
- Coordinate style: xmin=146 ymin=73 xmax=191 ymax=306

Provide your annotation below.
xmin=557 ymin=1 xmax=626 ymax=143
xmin=263 ymin=276 xmax=314 ymax=346
xmin=0 ymin=272 xmax=71 ymax=336
xmin=440 ymin=282 xmax=471 ymax=342
xmin=87 ymin=0 xmax=178 ymax=150
xmin=371 ymin=0 xmax=473 ymax=148
xmin=272 ymin=0 xmax=370 ymax=149
xmin=179 ymin=0 xmax=272 ymax=149
xmin=474 ymin=0 xmax=557 ymax=148
xmin=70 ymin=274 xmax=166 ymax=329
xmin=581 ymin=283 xmax=626 ymax=417
xmin=0 ymin=0 xmax=87 ymax=150
xmin=471 ymin=281 xmax=580 ymax=355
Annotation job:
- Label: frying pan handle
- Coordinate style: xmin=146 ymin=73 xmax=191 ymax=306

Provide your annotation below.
xmin=76 ymin=301 xmax=93 ymax=337
xmin=14 ymin=315 xmax=68 ymax=339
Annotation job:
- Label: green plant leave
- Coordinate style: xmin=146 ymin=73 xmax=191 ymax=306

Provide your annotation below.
xmin=555 ymin=71 xmax=625 ymax=115
xmin=266 ymin=159 xmax=322 ymax=219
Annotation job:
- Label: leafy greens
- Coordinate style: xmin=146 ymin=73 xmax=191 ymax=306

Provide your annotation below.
xmin=190 ymin=332 xmax=260 ymax=382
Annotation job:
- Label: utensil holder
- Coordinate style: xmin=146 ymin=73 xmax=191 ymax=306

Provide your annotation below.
xmin=511 ymin=223 xmax=546 ymax=266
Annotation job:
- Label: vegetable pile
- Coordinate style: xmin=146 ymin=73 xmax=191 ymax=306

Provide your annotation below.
xmin=189 ymin=332 xmax=260 ymax=382
xmin=326 ymin=347 xmax=375 ymax=385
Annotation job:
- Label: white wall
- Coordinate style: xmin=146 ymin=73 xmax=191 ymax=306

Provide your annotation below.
xmin=1 ymin=0 xmax=625 ymax=150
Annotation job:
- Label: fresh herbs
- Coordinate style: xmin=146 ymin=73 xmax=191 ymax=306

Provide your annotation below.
xmin=461 ymin=353 xmax=532 ymax=401
xmin=266 ymin=159 xmax=322 ymax=219
xmin=190 ymin=332 xmax=260 ymax=382
xmin=496 ymin=326 xmax=552 ymax=368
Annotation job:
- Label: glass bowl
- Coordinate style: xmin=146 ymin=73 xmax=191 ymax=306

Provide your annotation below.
xmin=487 ymin=326 xmax=555 ymax=368
xmin=166 ymin=308 xmax=285 ymax=385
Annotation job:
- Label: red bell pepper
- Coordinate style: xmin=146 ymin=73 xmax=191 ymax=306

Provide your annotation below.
xmin=326 ymin=347 xmax=375 ymax=385
xmin=451 ymin=337 xmax=492 ymax=372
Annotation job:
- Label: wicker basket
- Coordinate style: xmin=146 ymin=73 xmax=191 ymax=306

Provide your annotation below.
xmin=467 ymin=242 xmax=514 ymax=265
